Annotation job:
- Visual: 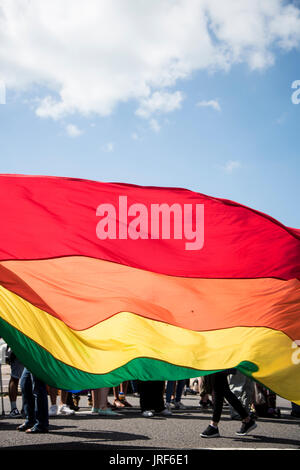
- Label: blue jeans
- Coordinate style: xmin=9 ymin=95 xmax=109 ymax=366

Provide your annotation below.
xmin=20 ymin=368 xmax=49 ymax=430
xmin=165 ymin=380 xmax=185 ymax=403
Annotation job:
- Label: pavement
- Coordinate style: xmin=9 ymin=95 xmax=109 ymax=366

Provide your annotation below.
xmin=0 ymin=364 xmax=299 ymax=454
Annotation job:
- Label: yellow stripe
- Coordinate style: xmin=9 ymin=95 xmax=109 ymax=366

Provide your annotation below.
xmin=0 ymin=284 xmax=299 ymax=403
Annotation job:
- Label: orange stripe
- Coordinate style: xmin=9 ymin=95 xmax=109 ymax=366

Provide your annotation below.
xmin=0 ymin=257 xmax=299 ymax=338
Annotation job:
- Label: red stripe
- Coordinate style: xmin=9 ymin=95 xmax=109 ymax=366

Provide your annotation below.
xmin=0 ymin=174 xmax=299 ymax=279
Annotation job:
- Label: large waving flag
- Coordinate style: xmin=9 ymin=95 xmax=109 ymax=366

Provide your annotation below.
xmin=0 ymin=174 xmax=299 ymax=404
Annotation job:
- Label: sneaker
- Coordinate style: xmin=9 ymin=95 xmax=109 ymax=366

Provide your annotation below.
xmin=49 ymin=405 xmax=58 ymax=416
xmin=8 ymin=408 xmax=22 ymax=418
xmin=160 ymin=408 xmax=172 ymax=416
xmin=98 ymin=408 xmax=119 ymax=416
xmin=165 ymin=402 xmax=172 ymax=410
xmin=58 ymin=404 xmax=75 ymax=415
xmin=174 ymin=401 xmax=186 ymax=409
xmin=235 ymin=418 xmax=257 ymax=436
xmin=91 ymin=407 xmax=99 ymax=414
xmin=200 ymin=425 xmax=220 ymax=438
xmin=142 ymin=410 xmax=154 ymax=418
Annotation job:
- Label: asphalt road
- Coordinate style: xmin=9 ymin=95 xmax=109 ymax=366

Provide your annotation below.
xmin=0 ymin=392 xmax=299 ymax=454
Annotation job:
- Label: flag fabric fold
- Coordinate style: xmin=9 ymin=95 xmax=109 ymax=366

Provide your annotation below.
xmin=0 ymin=174 xmax=299 ymax=403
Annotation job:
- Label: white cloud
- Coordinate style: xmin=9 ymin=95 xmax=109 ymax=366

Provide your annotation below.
xmin=197 ymin=99 xmax=221 ymax=112
xmin=102 ymin=142 xmax=114 ymax=153
xmin=218 ymin=160 xmax=241 ymax=174
xmin=65 ymin=123 xmax=83 ymax=137
xmin=136 ymin=91 xmax=184 ymax=119
xmin=0 ymin=0 xmax=300 ymax=120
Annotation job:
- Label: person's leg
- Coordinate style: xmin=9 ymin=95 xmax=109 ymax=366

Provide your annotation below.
xmin=60 ymin=390 xmax=69 ymax=404
xmin=96 ymin=387 xmax=119 ymax=416
xmin=201 ymin=371 xmax=257 ymax=439
xmin=9 ymin=357 xmax=24 ymax=415
xmin=165 ymin=381 xmax=174 ymax=405
xmin=173 ymin=380 xmax=186 ymax=409
xmin=139 ymin=380 xmax=152 ymax=412
xmin=58 ymin=389 xmax=75 ymax=415
xmin=19 ymin=368 xmax=35 ymax=428
xmin=113 ymin=386 xmax=119 ymax=401
xmin=31 ymin=374 xmax=49 ymax=431
xmin=201 ymin=372 xmax=234 ymax=438
xmin=244 ymin=378 xmax=255 ymax=415
xmin=210 ymin=372 xmax=227 ymax=425
xmin=223 ymin=382 xmax=249 ymax=421
xmin=221 ymin=374 xmax=257 ymax=435
xmin=120 ymin=381 xmax=132 ymax=407
xmin=48 ymin=386 xmax=58 ymax=416
xmin=175 ymin=380 xmax=185 ymax=403
xmin=199 ymin=376 xmax=210 ymax=406
xmin=228 ymin=371 xmax=245 ymax=419
xmin=113 ymin=384 xmax=125 ymax=408
xmin=91 ymin=389 xmax=101 ymax=411
xmin=98 ymin=388 xmax=110 ymax=409
xmin=72 ymin=392 xmax=81 ymax=410
xmin=8 ymin=376 xmax=19 ymax=410
xmin=48 ymin=386 xmax=57 ymax=406
xmin=153 ymin=381 xmax=166 ymax=413
xmin=131 ymin=380 xmax=139 ymax=396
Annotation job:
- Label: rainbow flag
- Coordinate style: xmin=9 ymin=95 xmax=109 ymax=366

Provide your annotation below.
xmin=0 ymin=174 xmax=299 ymax=403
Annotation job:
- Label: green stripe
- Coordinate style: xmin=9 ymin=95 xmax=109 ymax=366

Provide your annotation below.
xmin=0 ymin=316 xmax=258 ymax=390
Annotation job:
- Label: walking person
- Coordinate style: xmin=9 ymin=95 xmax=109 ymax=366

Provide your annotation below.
xmin=165 ymin=380 xmax=186 ymax=410
xmin=91 ymin=388 xmax=119 ymax=416
xmin=200 ymin=371 xmax=257 ymax=438
xmin=17 ymin=367 xmax=49 ymax=433
xmin=228 ymin=370 xmax=255 ymax=419
xmin=199 ymin=375 xmax=213 ymax=409
xmin=6 ymin=348 xmax=24 ymax=417
xmin=138 ymin=380 xmax=172 ymax=417
xmin=48 ymin=386 xmax=75 ymax=416
xmin=112 ymin=382 xmax=133 ymax=408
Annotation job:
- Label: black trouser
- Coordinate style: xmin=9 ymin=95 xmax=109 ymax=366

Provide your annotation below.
xmin=138 ymin=380 xmax=165 ymax=412
xmin=211 ymin=372 xmax=249 ymax=423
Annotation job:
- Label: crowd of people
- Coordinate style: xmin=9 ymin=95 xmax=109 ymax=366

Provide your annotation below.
xmin=4 ymin=347 xmax=300 ymax=437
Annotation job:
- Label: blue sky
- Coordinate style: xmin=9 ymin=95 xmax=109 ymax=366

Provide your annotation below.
xmin=0 ymin=0 xmax=299 ymax=228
